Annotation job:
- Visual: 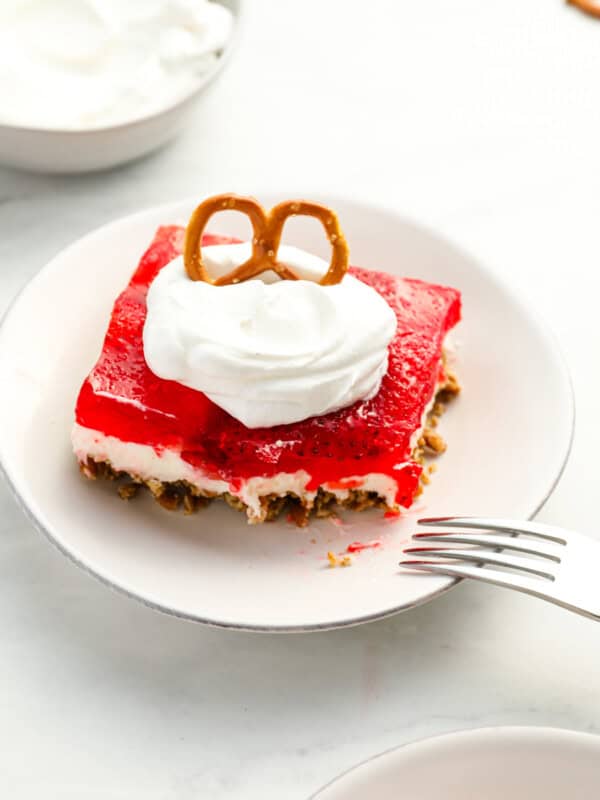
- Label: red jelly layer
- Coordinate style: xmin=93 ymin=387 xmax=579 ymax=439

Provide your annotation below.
xmin=75 ymin=226 xmax=461 ymax=506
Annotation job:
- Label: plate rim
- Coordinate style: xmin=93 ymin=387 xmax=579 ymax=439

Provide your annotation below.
xmin=0 ymin=194 xmax=575 ymax=632
xmin=310 ymin=725 xmax=600 ymax=798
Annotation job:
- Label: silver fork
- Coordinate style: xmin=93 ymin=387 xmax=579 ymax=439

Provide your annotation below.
xmin=400 ymin=517 xmax=600 ymax=620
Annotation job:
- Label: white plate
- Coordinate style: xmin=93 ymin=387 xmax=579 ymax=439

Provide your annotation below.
xmin=0 ymin=194 xmax=573 ymax=631
xmin=312 ymin=727 xmax=600 ymax=799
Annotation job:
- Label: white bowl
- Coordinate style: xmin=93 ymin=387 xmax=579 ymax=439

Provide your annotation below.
xmin=313 ymin=727 xmax=600 ymax=799
xmin=0 ymin=0 xmax=242 ymax=175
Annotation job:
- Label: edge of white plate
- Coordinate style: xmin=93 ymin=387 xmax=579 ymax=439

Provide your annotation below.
xmin=309 ymin=726 xmax=600 ymax=798
xmin=0 ymin=195 xmax=575 ymax=632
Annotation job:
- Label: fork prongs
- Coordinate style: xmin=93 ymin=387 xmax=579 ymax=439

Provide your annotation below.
xmin=401 ymin=546 xmax=556 ymax=580
xmin=398 ymin=559 xmax=554 ymax=598
xmin=411 ymin=531 xmax=562 ymax=562
xmin=417 ymin=516 xmax=567 ymax=544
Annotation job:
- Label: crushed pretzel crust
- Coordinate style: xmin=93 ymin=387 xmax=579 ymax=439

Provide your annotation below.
xmin=78 ymin=371 xmax=459 ymax=526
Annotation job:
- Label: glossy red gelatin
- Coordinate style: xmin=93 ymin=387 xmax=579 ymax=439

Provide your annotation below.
xmin=75 ymin=226 xmax=461 ymax=506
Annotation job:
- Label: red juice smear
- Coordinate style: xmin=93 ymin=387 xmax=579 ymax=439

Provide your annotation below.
xmin=347 ymin=540 xmax=382 ymax=553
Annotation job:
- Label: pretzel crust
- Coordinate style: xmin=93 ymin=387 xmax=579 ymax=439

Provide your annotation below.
xmin=183 ymin=194 xmax=349 ymax=286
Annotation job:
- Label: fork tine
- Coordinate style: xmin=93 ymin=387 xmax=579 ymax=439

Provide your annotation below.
xmin=412 ymin=532 xmax=562 ymax=561
xmin=418 ymin=517 xmax=568 ymax=544
xmin=401 ymin=547 xmax=556 ymax=579
xmin=399 ymin=560 xmax=553 ymax=597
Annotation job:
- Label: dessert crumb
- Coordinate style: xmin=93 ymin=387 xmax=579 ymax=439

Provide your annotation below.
xmin=422 ymin=429 xmax=446 ymax=454
xmin=327 ymin=551 xmax=353 ymax=568
xmin=118 ymin=482 xmax=140 ymax=500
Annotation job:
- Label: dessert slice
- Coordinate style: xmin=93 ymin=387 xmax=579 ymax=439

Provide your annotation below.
xmin=73 ymin=198 xmax=461 ymax=524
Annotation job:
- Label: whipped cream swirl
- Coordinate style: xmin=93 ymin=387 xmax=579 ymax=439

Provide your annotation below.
xmin=143 ymin=244 xmax=397 ymax=428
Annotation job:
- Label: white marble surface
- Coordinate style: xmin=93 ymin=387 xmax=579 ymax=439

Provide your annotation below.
xmin=2 ymin=1 xmax=600 ymax=797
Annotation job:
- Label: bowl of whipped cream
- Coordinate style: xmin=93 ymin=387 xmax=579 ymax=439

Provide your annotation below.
xmin=0 ymin=0 xmax=241 ymax=173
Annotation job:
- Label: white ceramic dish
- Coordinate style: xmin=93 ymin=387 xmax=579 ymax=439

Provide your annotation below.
xmin=0 ymin=194 xmax=573 ymax=631
xmin=0 ymin=0 xmax=241 ymax=175
xmin=312 ymin=727 xmax=600 ymax=799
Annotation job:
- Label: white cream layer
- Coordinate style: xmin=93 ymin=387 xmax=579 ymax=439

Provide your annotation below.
xmin=72 ymin=423 xmax=402 ymax=522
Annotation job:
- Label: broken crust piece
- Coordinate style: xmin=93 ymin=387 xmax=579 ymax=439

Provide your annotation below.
xmin=72 ymin=226 xmax=461 ymax=525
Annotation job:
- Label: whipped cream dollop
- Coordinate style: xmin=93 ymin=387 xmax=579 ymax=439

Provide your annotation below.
xmin=0 ymin=0 xmax=232 ymax=129
xmin=143 ymin=243 xmax=397 ymax=429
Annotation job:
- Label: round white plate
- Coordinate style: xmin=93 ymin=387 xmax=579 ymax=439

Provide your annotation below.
xmin=0 ymin=194 xmax=573 ymax=630
xmin=312 ymin=727 xmax=600 ymax=799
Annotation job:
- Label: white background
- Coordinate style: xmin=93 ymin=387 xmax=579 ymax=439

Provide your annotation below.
xmin=2 ymin=0 xmax=600 ymax=796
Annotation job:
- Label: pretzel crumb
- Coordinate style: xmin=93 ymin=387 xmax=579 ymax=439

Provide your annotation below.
xmin=422 ymin=430 xmax=446 ymax=454
xmin=327 ymin=552 xmax=353 ymax=568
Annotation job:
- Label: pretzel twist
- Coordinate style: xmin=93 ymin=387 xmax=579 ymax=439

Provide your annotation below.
xmin=183 ymin=194 xmax=349 ymax=286
xmin=567 ymin=0 xmax=600 ymax=18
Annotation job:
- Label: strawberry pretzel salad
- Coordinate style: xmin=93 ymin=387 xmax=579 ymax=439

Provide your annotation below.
xmin=72 ymin=194 xmax=461 ymax=525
